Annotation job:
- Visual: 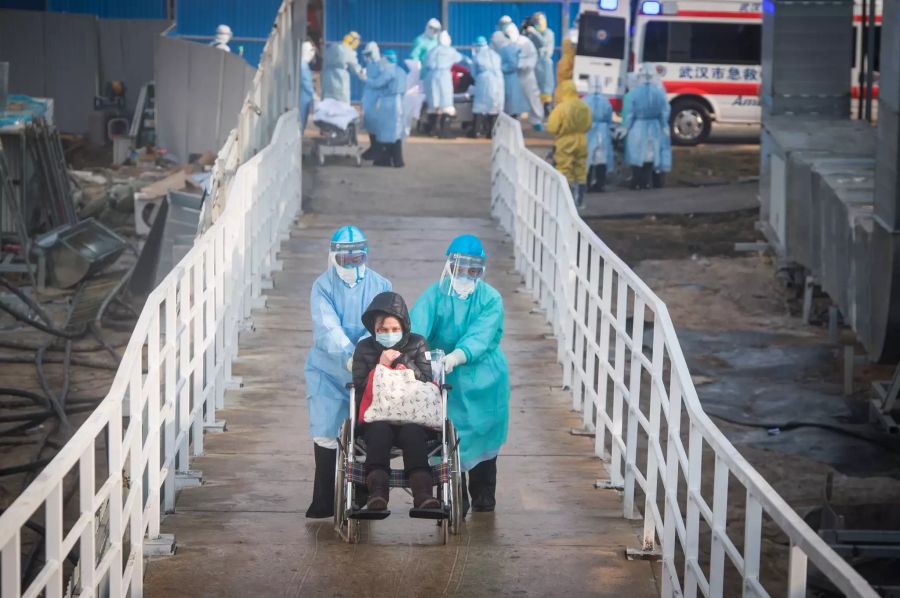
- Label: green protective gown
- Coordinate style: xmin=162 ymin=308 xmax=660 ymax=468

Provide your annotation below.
xmin=410 ymin=280 xmax=510 ymax=471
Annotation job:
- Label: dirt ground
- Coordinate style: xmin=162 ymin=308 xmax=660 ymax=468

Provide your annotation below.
xmin=587 ymin=204 xmax=900 ymax=593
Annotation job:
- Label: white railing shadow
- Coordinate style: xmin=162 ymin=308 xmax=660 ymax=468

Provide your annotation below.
xmin=490 ymin=113 xmax=876 ymax=598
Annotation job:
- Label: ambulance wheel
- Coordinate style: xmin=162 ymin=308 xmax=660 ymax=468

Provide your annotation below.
xmin=670 ymin=99 xmax=711 ymax=146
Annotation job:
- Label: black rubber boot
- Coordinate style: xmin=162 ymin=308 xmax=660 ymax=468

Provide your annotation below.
xmin=365 ymin=469 xmax=390 ymax=511
xmin=488 ymin=115 xmax=498 ymax=138
xmin=373 ymin=143 xmax=393 ymax=167
xmin=410 ymin=469 xmax=440 ymax=509
xmin=439 ymin=114 xmax=455 ymax=139
xmin=641 ymin=163 xmax=654 ymax=189
xmin=392 ymin=140 xmax=404 ymax=168
xmin=425 ymin=113 xmax=438 ymax=136
xmin=305 ymin=444 xmax=336 ymax=518
xmin=469 ymin=458 xmax=497 ymax=512
xmin=652 ymin=170 xmax=666 ymax=188
xmin=361 ymin=134 xmax=378 ymax=160
xmin=594 ymin=165 xmax=607 ymax=192
xmin=468 ymin=114 xmax=482 ymax=138
xmin=630 ymin=166 xmax=643 ymax=190
xmin=543 ymin=102 xmax=553 ymax=118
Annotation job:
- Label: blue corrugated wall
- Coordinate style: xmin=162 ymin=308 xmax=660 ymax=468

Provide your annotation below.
xmin=0 ymin=0 xmax=165 ymax=16
xmin=447 ymin=1 xmax=564 ymax=48
xmin=324 ymin=0 xmax=441 ymax=101
xmin=174 ymin=0 xmax=281 ymax=67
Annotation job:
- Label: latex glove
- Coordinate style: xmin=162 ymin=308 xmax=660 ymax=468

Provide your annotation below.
xmin=379 ymin=349 xmax=401 ymax=367
xmin=346 ymin=357 xmax=353 ymax=372
xmin=442 ymin=349 xmax=467 ymax=374
xmin=614 ymin=126 xmax=627 ymax=141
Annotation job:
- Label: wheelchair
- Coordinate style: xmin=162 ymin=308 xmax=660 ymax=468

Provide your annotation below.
xmin=333 ymin=362 xmax=463 ymax=544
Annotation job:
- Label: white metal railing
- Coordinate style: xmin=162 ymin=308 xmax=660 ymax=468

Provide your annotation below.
xmin=490 ymin=114 xmax=876 ymax=598
xmin=0 ymin=5 xmax=301 ymax=594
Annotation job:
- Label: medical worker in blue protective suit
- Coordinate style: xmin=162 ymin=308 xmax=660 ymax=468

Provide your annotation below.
xmin=410 ymin=235 xmax=510 ymax=514
xmin=322 ymin=31 xmax=363 ymax=104
xmin=410 ymin=18 xmax=442 ymax=63
xmin=360 ymin=42 xmax=383 ymax=160
xmin=467 ymin=36 xmax=504 ymax=139
xmin=503 ymin=23 xmax=544 ymax=127
xmin=624 ymin=64 xmax=672 ymax=190
xmin=524 ymin=12 xmax=556 ymax=117
xmin=585 ymin=75 xmax=615 ymax=192
xmin=300 ymin=41 xmax=317 ymax=132
xmin=424 ymin=31 xmax=462 ymax=139
xmin=367 ymin=50 xmax=407 ymax=168
xmin=304 ymin=226 xmax=392 ymax=518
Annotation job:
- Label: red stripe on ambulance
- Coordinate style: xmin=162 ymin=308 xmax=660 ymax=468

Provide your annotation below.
xmin=663 ymin=81 xmax=761 ymax=96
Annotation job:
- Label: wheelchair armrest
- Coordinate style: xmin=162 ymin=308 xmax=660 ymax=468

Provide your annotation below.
xmin=345 ymin=382 xmax=355 ymax=390
xmin=441 ymin=383 xmax=452 ymax=391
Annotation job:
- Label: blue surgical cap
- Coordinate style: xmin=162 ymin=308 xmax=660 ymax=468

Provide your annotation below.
xmin=474 ymin=36 xmax=488 ymax=47
xmin=383 ymin=49 xmax=398 ymax=63
xmin=446 ymin=234 xmax=486 ymax=259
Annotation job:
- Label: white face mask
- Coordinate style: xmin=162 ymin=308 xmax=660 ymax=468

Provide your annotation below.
xmin=451 ymin=277 xmax=476 ymax=299
xmin=336 ymin=264 xmax=365 ymax=287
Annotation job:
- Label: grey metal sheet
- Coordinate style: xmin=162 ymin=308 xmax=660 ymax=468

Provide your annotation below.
xmin=0 ymin=10 xmax=46 ymax=98
xmin=154 ymin=35 xmax=191 ymax=161
xmin=875 ymin=106 xmax=900 ymax=230
xmin=219 ymin=53 xmax=254 ymax=148
xmin=43 ymin=12 xmax=99 ymax=133
xmin=186 ymin=46 xmax=223 ymax=159
xmin=878 ymin=0 xmax=900 ymax=113
xmin=98 ymin=19 xmax=171 ymax=114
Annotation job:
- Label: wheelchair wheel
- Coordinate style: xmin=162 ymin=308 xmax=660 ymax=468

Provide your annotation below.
xmin=448 ymin=422 xmax=463 ymax=536
xmin=333 ymin=420 xmax=358 ymax=544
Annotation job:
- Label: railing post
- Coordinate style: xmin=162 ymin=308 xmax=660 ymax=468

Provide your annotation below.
xmin=147 ymin=311 xmax=162 ymax=539
xmin=178 ymin=269 xmax=192 ymax=470
xmin=2 ymin=531 xmax=21 ymax=596
xmin=595 ymin=261 xmax=613 ymax=460
xmin=709 ymin=456 xmax=730 ymax=597
xmin=787 ymin=543 xmax=809 ymax=597
xmin=660 ymin=368 xmax=684 ymax=596
xmin=192 ymin=254 xmax=205 ymax=457
xmin=683 ymin=421 xmax=703 ymax=596
xmin=45 ymin=484 xmax=63 ymax=598
xmin=164 ymin=284 xmax=177 ymax=512
xmin=640 ymin=319 xmax=665 ymax=550
xmin=623 ymin=297 xmax=645 ymax=520
xmin=78 ymin=444 xmax=96 ymax=593
xmin=204 ymin=243 xmax=217 ymax=427
xmin=108 ymin=399 xmax=124 ymax=596
xmin=583 ymin=242 xmax=601 ymax=434
xmin=128 ymin=357 xmax=144 ymax=594
xmin=609 ymin=279 xmax=628 ymax=487
xmin=743 ymin=492 xmax=763 ymax=596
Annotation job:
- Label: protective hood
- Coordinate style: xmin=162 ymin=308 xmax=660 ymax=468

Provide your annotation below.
xmin=490 ymin=30 xmax=509 ymax=50
xmin=361 ymin=291 xmax=412 ymax=346
xmin=497 ymin=15 xmax=513 ymax=31
xmin=301 ymin=41 xmax=316 ymax=64
xmin=557 ymin=80 xmax=579 ymax=102
xmin=504 ymin=23 xmax=521 ymax=42
xmin=533 ymin=12 xmax=548 ymax=32
xmin=439 ymin=31 xmax=452 ymax=47
xmin=343 ymin=31 xmax=361 ymax=49
xmin=425 ymin=18 xmax=442 ymax=37
xmin=363 ymin=41 xmax=380 ymax=62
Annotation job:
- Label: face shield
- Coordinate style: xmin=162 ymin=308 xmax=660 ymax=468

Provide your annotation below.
xmin=330 ymin=239 xmax=368 ymax=287
xmin=426 ymin=18 xmax=442 ymax=38
xmin=440 ymin=254 xmax=486 ymax=300
xmin=534 ymin=13 xmax=548 ymax=32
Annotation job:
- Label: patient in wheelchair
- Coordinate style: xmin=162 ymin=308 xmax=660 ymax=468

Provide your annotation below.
xmin=352 ymin=291 xmax=439 ymax=512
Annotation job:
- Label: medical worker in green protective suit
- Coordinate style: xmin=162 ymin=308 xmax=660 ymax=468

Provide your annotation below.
xmin=410 ymin=234 xmax=510 ymax=513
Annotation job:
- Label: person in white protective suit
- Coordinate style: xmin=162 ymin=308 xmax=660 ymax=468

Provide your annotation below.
xmin=211 ymin=24 xmax=232 ymax=52
xmin=504 ymin=23 xmax=544 ymax=128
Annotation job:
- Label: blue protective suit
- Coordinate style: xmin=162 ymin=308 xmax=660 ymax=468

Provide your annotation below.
xmin=471 ymin=45 xmax=504 ymax=115
xmin=410 ymin=33 xmax=438 ymax=63
xmin=300 ymin=61 xmax=314 ymax=130
xmin=499 ymin=43 xmax=529 ymax=115
xmin=368 ymin=62 xmax=407 ymax=143
xmin=410 ymin=281 xmax=510 ymax=471
xmin=305 ymin=269 xmax=392 ymax=439
xmin=623 ymin=83 xmax=672 ymax=171
xmin=526 ymin=27 xmax=556 ymax=99
xmin=424 ymin=44 xmax=462 ymax=112
xmin=322 ymin=43 xmax=361 ymax=104
xmin=361 ymin=59 xmax=383 ymax=134
xmin=585 ymin=91 xmax=615 ymax=169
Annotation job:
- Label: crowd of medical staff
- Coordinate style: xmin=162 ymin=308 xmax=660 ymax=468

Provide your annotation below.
xmin=295 ymin=12 xmax=672 ymax=201
xmin=305 ymin=227 xmax=509 ymax=518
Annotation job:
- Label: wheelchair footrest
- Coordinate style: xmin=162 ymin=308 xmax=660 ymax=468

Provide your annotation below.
xmin=409 ymin=506 xmax=450 ymax=520
xmin=349 ymin=507 xmax=391 ymax=520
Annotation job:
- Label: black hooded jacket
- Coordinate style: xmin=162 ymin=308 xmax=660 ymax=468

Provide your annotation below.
xmin=352 ymin=292 xmax=432 ymax=410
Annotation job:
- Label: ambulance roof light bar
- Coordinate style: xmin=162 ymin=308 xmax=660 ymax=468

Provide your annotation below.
xmin=598 ymin=0 xmax=618 ymax=10
xmin=640 ymin=0 xmax=679 ymax=15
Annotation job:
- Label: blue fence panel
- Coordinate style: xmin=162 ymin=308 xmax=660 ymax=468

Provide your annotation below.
xmin=53 ymin=0 xmax=164 ymax=18
xmin=173 ymin=0 xmax=280 ymax=67
xmin=324 ymin=0 xmax=440 ymax=101
xmin=447 ymin=1 xmax=564 ymax=49
xmin=0 ymin=0 xmax=46 ymax=9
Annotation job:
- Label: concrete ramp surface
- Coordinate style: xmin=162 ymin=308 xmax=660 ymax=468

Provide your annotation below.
xmin=144 ymin=139 xmax=659 ymax=597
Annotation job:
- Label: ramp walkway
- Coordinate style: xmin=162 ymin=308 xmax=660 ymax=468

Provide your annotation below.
xmin=142 ymin=139 xmax=659 ymax=596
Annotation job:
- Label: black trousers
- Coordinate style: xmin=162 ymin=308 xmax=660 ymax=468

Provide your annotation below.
xmin=363 ymin=422 xmax=435 ymax=475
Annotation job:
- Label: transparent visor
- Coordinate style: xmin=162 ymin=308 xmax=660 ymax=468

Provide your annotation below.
xmin=330 ymin=241 xmax=368 ymax=268
xmin=440 ymin=254 xmax=486 ymax=299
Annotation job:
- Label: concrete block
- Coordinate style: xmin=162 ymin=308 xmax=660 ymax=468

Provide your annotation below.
xmin=144 ymin=533 xmax=176 ymax=557
xmin=175 ymin=470 xmax=203 ymax=490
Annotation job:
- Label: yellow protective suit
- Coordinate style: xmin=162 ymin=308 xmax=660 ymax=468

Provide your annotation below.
xmin=546 ymin=80 xmax=592 ymax=184
xmin=555 ymin=38 xmax=575 ymax=103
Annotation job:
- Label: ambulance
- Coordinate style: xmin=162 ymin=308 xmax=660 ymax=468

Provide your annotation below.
xmin=572 ymin=0 xmax=633 ymax=107
xmin=629 ymin=0 xmax=881 ymax=144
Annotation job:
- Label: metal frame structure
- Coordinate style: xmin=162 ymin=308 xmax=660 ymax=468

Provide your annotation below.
xmin=0 ymin=0 xmax=302 ymax=593
xmin=491 ymin=112 xmax=878 ymax=597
